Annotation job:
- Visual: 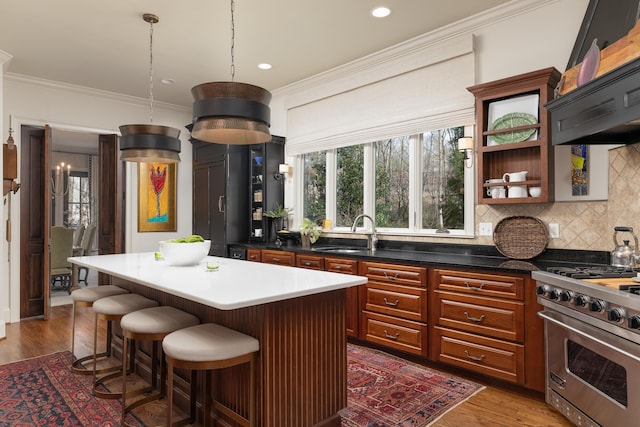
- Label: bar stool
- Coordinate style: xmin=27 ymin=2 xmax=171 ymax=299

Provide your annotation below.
xmin=162 ymin=323 xmax=260 ymax=427
xmin=91 ymin=293 xmax=159 ymax=399
xmin=119 ymin=306 xmax=200 ymax=425
xmin=70 ymin=285 xmax=129 ymax=375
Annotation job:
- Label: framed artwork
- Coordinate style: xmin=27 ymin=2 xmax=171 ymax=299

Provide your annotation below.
xmin=138 ymin=162 xmax=177 ymax=232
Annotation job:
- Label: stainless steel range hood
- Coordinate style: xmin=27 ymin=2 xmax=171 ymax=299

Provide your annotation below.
xmin=546 ymin=57 xmax=640 ymax=146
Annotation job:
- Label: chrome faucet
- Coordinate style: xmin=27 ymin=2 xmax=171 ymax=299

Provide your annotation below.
xmin=351 ymin=214 xmax=378 ymax=252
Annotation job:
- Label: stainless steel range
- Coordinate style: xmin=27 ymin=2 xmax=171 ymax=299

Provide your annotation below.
xmin=533 ymin=266 xmax=640 ymax=427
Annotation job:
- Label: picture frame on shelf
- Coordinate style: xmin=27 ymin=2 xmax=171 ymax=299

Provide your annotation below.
xmin=138 ymin=162 xmax=177 ymax=232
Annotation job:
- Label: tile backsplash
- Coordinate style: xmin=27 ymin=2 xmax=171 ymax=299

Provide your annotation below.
xmin=474 ymin=143 xmax=640 ymax=252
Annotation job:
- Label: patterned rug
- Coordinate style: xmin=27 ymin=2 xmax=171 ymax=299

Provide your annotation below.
xmin=0 ymin=351 xmax=143 ymax=426
xmin=342 ymin=344 xmax=485 ymax=426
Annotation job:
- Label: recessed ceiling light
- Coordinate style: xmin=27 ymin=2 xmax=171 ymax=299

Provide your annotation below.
xmin=161 ymin=78 xmax=176 ymax=84
xmin=371 ymin=7 xmax=391 ymax=18
xmin=258 ymin=63 xmax=272 ymax=70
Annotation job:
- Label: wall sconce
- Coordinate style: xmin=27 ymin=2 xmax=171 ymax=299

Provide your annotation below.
xmin=275 ymin=163 xmax=290 ymax=181
xmin=458 ymin=137 xmax=474 ymax=168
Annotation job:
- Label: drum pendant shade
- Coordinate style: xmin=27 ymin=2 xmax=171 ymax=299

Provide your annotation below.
xmin=119 ymin=124 xmax=181 ymax=163
xmin=191 ymin=81 xmax=272 ymax=145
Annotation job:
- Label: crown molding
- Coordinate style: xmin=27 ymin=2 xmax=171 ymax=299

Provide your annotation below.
xmin=0 ymin=50 xmax=13 ymax=66
xmin=274 ymin=0 xmax=558 ymax=107
xmin=4 ymin=72 xmax=190 ymax=113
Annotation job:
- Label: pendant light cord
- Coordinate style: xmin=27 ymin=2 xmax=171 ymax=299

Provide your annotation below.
xmin=230 ymin=0 xmax=235 ymax=82
xmin=148 ymin=17 xmax=155 ymax=123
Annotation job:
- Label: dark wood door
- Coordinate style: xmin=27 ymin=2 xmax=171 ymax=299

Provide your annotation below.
xmin=97 ymin=134 xmax=124 ymax=284
xmin=19 ymin=125 xmax=51 ymax=319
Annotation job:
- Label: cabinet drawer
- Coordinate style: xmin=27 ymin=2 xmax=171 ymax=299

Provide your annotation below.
xmin=434 ymin=291 xmax=524 ymax=342
xmin=433 ymin=326 xmax=524 ymax=385
xmin=247 ymin=249 xmax=262 ymax=262
xmin=261 ymin=250 xmax=295 ymax=266
xmin=433 ymin=269 xmax=524 ymax=300
xmin=325 ymin=257 xmax=358 ymax=275
xmin=296 ymin=254 xmax=324 ymax=270
xmin=361 ymin=262 xmax=427 ymax=287
xmin=365 ymin=283 xmax=426 ymax=322
xmin=363 ymin=311 xmax=426 ymax=357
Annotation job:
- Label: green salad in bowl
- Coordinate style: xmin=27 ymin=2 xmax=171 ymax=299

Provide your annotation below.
xmin=158 ymin=235 xmax=211 ymax=266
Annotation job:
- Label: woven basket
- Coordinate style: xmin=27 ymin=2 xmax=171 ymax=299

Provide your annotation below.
xmin=493 ymin=216 xmax=548 ymax=259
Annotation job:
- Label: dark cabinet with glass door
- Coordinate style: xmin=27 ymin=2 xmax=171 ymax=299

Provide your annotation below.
xmin=249 ymin=136 xmax=285 ymax=243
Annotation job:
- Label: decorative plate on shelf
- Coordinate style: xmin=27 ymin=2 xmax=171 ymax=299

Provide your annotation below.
xmin=489 ymin=112 xmax=537 ymax=144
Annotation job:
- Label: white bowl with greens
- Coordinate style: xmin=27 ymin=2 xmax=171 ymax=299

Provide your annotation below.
xmin=158 ymin=235 xmax=211 ymax=266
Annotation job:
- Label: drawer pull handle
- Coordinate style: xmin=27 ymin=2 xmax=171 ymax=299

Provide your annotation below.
xmin=464 ymin=281 xmax=484 ymax=291
xmin=305 ymin=262 xmax=311 ymax=266
xmin=383 ymin=330 xmax=400 ymax=340
xmin=383 ymin=271 xmax=399 ymax=280
xmin=464 ymin=350 xmax=485 ymax=362
xmin=273 ymin=257 xmax=280 ymax=262
xmin=463 ymin=311 xmax=485 ymax=322
xmin=384 ymin=298 xmax=400 ymax=307
xmin=384 ymin=297 xmax=400 ymax=307
xmin=335 ymin=265 xmax=342 ymax=270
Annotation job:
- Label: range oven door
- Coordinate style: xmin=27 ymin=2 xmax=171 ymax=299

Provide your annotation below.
xmin=540 ymin=310 xmax=640 ymax=427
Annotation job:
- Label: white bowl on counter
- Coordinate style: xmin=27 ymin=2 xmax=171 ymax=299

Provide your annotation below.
xmin=158 ymin=240 xmax=211 ymax=266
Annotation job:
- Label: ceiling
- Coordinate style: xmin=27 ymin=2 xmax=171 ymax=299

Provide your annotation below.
xmin=1 ymin=0 xmax=510 ymax=108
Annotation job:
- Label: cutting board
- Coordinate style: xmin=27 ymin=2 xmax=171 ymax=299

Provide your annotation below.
xmin=584 ymin=278 xmax=639 ymax=289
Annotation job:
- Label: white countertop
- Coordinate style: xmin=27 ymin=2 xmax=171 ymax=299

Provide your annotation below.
xmin=69 ymin=252 xmax=367 ymax=310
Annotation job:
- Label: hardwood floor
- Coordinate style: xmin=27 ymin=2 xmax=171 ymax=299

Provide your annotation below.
xmin=0 ymin=304 xmax=572 ymax=426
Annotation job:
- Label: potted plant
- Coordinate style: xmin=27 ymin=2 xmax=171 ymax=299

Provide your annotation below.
xmin=264 ymin=203 xmax=291 ymax=232
xmin=300 ymin=218 xmax=321 ymax=249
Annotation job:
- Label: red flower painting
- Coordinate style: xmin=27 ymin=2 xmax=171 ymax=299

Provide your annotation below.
xmin=149 ymin=165 xmax=167 ymax=219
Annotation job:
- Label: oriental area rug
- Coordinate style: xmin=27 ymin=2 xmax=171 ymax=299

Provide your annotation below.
xmin=341 ymin=344 xmax=485 ymax=427
xmin=0 ymin=351 xmax=143 ymax=426
xmin=0 ymin=347 xmax=483 ymax=426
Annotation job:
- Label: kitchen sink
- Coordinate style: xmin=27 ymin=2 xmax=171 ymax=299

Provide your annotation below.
xmin=314 ymin=246 xmax=365 ymax=254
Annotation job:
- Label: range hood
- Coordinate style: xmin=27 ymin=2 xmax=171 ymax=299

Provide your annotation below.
xmin=546 ymin=57 xmax=640 ymax=146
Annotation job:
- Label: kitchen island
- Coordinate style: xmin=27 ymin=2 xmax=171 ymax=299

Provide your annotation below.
xmin=69 ymin=252 xmax=367 ymax=427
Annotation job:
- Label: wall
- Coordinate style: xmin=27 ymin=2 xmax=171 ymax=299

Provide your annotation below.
xmin=2 ymin=74 xmax=192 ymax=324
xmin=271 ymin=0 xmax=636 ymax=252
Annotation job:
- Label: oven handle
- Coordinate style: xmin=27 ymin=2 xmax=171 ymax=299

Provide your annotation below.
xmin=539 ymin=311 xmax=640 ymax=364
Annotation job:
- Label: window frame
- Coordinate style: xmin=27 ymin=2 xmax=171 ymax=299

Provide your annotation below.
xmin=295 ymin=126 xmax=475 ymax=237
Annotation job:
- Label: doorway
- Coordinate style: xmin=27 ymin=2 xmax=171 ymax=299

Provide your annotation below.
xmin=19 ymin=125 xmax=123 ymax=319
xmin=49 ymin=129 xmax=100 ymax=306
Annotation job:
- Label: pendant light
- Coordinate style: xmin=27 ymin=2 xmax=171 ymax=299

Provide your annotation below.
xmin=120 ymin=13 xmax=181 ymax=163
xmin=190 ymin=0 xmax=272 ymax=145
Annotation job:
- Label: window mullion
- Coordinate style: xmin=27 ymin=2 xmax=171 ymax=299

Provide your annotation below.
xmin=326 ymin=150 xmax=336 ymax=225
xmin=409 ymin=134 xmax=422 ymax=231
xmin=363 ymin=143 xmax=374 ymax=230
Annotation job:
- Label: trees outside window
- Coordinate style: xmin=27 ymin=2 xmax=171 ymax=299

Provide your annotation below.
xmin=300 ymin=125 xmax=469 ymax=235
xmin=65 ymin=172 xmax=91 ymax=228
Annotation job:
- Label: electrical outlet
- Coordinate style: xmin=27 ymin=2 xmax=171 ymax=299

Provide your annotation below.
xmin=549 ymin=223 xmax=560 ymax=238
xmin=479 ymin=222 xmax=493 ymax=236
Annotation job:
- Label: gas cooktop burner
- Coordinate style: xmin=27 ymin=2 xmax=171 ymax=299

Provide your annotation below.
xmin=547 ymin=266 xmax=640 ymax=279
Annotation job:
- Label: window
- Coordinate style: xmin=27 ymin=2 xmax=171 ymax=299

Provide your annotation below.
xmin=65 ymin=171 xmax=91 ymax=228
xmin=299 ymin=125 xmax=472 ymax=235
xmin=336 ymin=145 xmax=363 ymax=227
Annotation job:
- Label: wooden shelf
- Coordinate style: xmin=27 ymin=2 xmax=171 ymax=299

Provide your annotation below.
xmin=468 ymin=67 xmax=561 ymax=205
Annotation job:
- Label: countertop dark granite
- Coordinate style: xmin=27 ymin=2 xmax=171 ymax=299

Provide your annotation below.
xmin=230 ymin=238 xmax=611 ymax=275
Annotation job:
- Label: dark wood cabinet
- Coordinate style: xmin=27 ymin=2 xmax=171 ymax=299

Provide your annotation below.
xmin=192 ymin=142 xmax=249 ymax=257
xmin=325 ymin=257 xmax=360 ymax=338
xmin=468 ymin=67 xmax=561 ymax=204
xmin=249 ymin=137 xmax=285 ymax=243
xmin=192 ymin=135 xmax=284 ymax=256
